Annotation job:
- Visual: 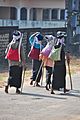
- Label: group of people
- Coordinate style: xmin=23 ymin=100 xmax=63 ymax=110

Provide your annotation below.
xmin=5 ymin=30 xmax=70 ymax=94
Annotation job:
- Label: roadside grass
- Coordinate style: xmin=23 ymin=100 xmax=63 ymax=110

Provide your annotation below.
xmin=0 ymin=66 xmax=32 ymax=88
xmin=0 ymin=72 xmax=8 ymax=88
xmin=0 ymin=57 xmax=80 ymax=88
xmin=70 ymin=57 xmax=80 ymax=74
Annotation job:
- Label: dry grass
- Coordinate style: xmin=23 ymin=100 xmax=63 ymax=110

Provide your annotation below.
xmin=0 ymin=65 xmax=32 ymax=88
xmin=0 ymin=72 xmax=8 ymax=88
xmin=70 ymin=57 xmax=80 ymax=74
xmin=0 ymin=57 xmax=80 ymax=88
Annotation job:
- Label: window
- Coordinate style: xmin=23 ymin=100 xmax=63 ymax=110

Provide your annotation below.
xmin=32 ymin=8 xmax=37 ymax=21
xmin=20 ymin=8 xmax=27 ymax=20
xmin=30 ymin=8 xmax=37 ymax=21
xmin=60 ymin=9 xmax=65 ymax=20
xmin=43 ymin=9 xmax=50 ymax=21
xmin=51 ymin=9 xmax=58 ymax=20
xmin=10 ymin=7 xmax=17 ymax=20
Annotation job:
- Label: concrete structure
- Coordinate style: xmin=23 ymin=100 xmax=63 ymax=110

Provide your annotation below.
xmin=0 ymin=0 xmax=66 ymax=29
xmin=0 ymin=0 xmax=67 ymax=64
xmin=0 ymin=0 xmax=80 ymax=64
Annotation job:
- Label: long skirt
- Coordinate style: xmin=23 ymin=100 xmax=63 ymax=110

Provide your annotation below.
xmin=52 ymin=64 xmax=66 ymax=90
xmin=8 ymin=66 xmax=23 ymax=88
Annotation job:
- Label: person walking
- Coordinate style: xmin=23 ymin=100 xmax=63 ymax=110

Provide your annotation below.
xmin=51 ymin=31 xmax=70 ymax=94
xmin=5 ymin=30 xmax=26 ymax=94
xmin=28 ymin=32 xmax=44 ymax=87
xmin=43 ymin=35 xmax=55 ymax=91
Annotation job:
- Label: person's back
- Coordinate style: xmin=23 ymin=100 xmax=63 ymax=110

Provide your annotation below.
xmin=5 ymin=30 xmax=26 ymax=94
xmin=51 ymin=31 xmax=69 ymax=94
xmin=28 ymin=32 xmax=44 ymax=87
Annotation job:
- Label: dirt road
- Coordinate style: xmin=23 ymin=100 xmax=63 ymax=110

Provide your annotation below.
xmin=0 ymin=72 xmax=80 ymax=120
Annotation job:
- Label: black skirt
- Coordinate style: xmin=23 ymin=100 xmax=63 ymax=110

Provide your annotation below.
xmin=52 ymin=64 xmax=66 ymax=90
xmin=8 ymin=66 xmax=23 ymax=88
xmin=52 ymin=46 xmax=66 ymax=90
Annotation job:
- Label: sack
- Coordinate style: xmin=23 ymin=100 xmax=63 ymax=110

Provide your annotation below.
xmin=41 ymin=44 xmax=52 ymax=57
xmin=28 ymin=46 xmax=40 ymax=60
xmin=49 ymin=46 xmax=61 ymax=61
xmin=6 ymin=48 xmax=19 ymax=61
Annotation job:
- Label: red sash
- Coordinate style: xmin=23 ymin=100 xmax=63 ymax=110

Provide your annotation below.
xmin=28 ymin=47 xmax=40 ymax=60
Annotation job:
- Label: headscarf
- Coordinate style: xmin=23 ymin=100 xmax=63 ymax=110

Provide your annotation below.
xmin=56 ymin=37 xmax=65 ymax=45
xmin=56 ymin=31 xmax=65 ymax=45
xmin=36 ymin=33 xmax=43 ymax=41
xmin=44 ymin=35 xmax=56 ymax=46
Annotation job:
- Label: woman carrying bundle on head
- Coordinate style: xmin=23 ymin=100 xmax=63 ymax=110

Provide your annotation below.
xmin=5 ymin=30 xmax=26 ymax=94
xmin=39 ymin=35 xmax=56 ymax=91
xmin=51 ymin=31 xmax=70 ymax=94
xmin=28 ymin=32 xmax=44 ymax=87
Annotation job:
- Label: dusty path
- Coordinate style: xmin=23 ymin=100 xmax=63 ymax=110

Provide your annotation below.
xmin=0 ymin=72 xmax=80 ymax=120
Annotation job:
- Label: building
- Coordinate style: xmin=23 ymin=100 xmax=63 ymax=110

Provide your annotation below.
xmin=0 ymin=0 xmax=68 ymax=65
xmin=1 ymin=0 xmax=80 ymax=65
xmin=0 ymin=0 xmax=66 ymax=29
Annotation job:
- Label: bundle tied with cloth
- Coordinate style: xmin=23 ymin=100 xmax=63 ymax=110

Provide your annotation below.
xmin=48 ymin=45 xmax=62 ymax=62
xmin=39 ymin=35 xmax=56 ymax=66
xmin=48 ymin=31 xmax=65 ymax=62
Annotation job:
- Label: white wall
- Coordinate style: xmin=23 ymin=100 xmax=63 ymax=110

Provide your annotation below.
xmin=0 ymin=0 xmax=65 ymax=9
xmin=28 ymin=0 xmax=65 ymax=9
xmin=0 ymin=0 xmax=65 ymax=21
